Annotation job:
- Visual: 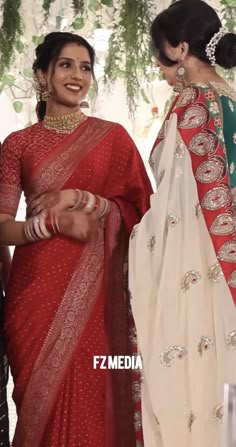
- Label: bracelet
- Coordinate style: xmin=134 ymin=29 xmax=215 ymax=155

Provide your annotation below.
xmin=45 ymin=212 xmax=60 ymax=234
xmin=67 ymin=188 xmax=111 ymax=219
xmin=69 ymin=189 xmax=84 ymax=211
xmin=96 ymin=196 xmax=110 ymax=218
xmin=83 ymin=192 xmax=96 ymax=214
xmin=24 ymin=213 xmax=52 ymax=242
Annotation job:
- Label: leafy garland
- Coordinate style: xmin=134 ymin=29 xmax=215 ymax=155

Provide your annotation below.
xmin=0 ymin=0 xmax=234 ymax=118
xmin=0 ymin=0 xmax=22 ymax=77
xmin=42 ymin=0 xmax=56 ymax=16
xmin=72 ymin=0 xmax=85 ymax=15
xmin=104 ymin=0 xmax=154 ymax=115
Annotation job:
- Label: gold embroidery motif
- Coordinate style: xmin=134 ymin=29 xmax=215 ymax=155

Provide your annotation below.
xmin=189 ymin=130 xmax=218 ymax=156
xmin=161 ymin=345 xmax=187 ymax=367
xmin=228 ymin=271 xmax=236 ymax=288
xmin=209 ymin=82 xmax=236 ymax=102
xmin=208 ymin=263 xmax=223 ymax=282
xmin=181 ymin=270 xmax=201 ymax=293
xmin=178 ymin=104 xmax=209 ymax=129
xmin=201 ymin=186 xmax=231 ymax=210
xmin=188 ymin=411 xmax=196 ymax=432
xmin=209 ymin=102 xmax=220 ymax=115
xmin=149 ymin=155 xmax=154 ymax=169
xmin=195 ymin=201 xmax=202 ymax=218
xmin=129 ymin=326 xmax=137 ymax=346
xmin=175 ymin=142 xmax=185 ymax=158
xmin=159 ymin=169 xmax=165 ymax=184
xmin=15 ymin=238 xmax=104 ymax=445
xmin=134 ymin=410 xmax=142 ymax=431
xmin=195 ymin=159 xmax=225 ymax=184
xmin=198 ymin=336 xmax=213 ymax=356
xmin=130 ymin=226 xmax=138 ymax=240
xmin=32 ymin=119 xmax=116 ymax=193
xmin=0 ymin=184 xmax=22 ymax=217
xmin=227 ymin=331 xmax=236 ymax=349
xmin=210 ymin=213 xmax=235 ymax=235
xmin=147 ymin=235 xmax=156 ymax=252
xmin=213 ymin=403 xmax=224 ymax=422
xmin=218 ymin=241 xmax=236 ymax=262
xmin=132 ymin=381 xmax=141 ymax=403
xmin=167 ymin=214 xmax=180 ymax=229
xmin=175 ymin=86 xmax=199 ymax=108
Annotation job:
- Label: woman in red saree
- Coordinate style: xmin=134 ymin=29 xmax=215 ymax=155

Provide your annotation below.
xmin=0 ymin=32 xmax=152 ymax=447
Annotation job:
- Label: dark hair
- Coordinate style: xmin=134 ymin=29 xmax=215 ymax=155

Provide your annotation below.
xmin=33 ymin=32 xmax=96 ymax=121
xmin=151 ymin=0 xmax=236 ymax=69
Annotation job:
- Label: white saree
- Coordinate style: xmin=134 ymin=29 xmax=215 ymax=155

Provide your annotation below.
xmin=129 ymin=100 xmax=236 ymax=447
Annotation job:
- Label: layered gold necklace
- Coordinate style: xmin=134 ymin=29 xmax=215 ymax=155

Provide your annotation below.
xmin=43 ymin=110 xmax=87 ymax=134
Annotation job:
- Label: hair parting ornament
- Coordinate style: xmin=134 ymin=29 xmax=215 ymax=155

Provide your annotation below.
xmin=205 ymin=27 xmax=227 ymax=66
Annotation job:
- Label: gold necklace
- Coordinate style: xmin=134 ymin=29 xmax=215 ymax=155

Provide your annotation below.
xmin=43 ymin=110 xmax=87 ymax=134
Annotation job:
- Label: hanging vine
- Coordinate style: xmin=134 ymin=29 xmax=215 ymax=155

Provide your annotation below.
xmin=0 ymin=0 xmax=22 ymax=77
xmin=42 ymin=0 xmax=56 ymax=16
xmin=105 ymin=0 xmax=155 ymax=115
xmin=72 ymin=0 xmax=85 ymax=15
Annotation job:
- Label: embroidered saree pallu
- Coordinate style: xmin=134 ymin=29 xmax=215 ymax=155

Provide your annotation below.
xmin=0 ymin=117 xmax=152 ymax=447
xmin=129 ymin=83 xmax=236 ymax=447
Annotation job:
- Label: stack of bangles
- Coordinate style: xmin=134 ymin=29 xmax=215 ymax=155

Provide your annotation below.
xmin=70 ymin=189 xmax=110 ymax=218
xmin=24 ymin=212 xmax=60 ymax=242
xmin=24 ymin=190 xmax=110 ymax=242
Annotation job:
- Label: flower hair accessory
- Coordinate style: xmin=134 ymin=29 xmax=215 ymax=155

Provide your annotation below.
xmin=205 ymin=27 xmax=226 ymax=66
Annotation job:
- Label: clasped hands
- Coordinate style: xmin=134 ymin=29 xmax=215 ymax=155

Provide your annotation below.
xmin=26 ymin=189 xmax=103 ymax=243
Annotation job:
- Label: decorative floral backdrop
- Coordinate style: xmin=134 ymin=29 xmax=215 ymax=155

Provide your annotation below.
xmin=0 ymin=0 xmax=235 ymax=126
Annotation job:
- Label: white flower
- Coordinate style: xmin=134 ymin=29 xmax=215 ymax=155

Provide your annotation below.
xmin=233 ymin=132 xmax=236 ymax=144
xmin=209 ymin=102 xmax=219 ymax=114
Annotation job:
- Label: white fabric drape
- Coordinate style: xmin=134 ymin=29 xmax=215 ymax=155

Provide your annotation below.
xmin=129 ymin=113 xmax=236 ymax=447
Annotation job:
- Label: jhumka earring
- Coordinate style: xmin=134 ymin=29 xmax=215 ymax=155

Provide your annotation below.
xmin=33 ymin=76 xmax=51 ymax=102
xmin=41 ymin=86 xmax=52 ymax=102
xmin=80 ymin=100 xmax=89 ymax=108
xmin=173 ymin=65 xmax=186 ymax=93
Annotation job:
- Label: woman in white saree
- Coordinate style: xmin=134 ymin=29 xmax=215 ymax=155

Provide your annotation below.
xmin=129 ymin=1 xmax=236 ymax=446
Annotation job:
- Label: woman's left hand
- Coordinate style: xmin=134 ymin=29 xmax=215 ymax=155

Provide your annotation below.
xmin=27 ymin=189 xmax=77 ymax=216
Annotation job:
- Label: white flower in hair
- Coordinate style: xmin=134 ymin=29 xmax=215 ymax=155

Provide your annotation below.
xmin=205 ymin=27 xmax=226 ymax=66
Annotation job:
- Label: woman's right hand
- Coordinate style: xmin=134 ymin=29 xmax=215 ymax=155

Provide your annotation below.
xmin=58 ymin=210 xmax=101 ymax=242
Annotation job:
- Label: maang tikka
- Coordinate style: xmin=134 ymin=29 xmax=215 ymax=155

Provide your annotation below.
xmin=173 ymin=65 xmax=186 ymax=93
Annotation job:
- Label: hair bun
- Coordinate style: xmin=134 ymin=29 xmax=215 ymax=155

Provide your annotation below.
xmin=215 ymin=33 xmax=236 ymax=69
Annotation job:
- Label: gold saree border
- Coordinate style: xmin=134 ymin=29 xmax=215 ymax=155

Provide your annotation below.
xmin=14 ymin=237 xmax=104 ymax=447
xmin=30 ymin=119 xmax=116 ymax=193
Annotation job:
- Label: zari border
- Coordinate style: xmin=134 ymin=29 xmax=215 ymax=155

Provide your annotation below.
xmin=30 ymin=118 xmax=116 ymax=193
xmin=13 ymin=237 xmax=104 ymax=447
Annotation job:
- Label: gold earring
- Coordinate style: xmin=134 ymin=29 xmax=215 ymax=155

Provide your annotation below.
xmin=173 ymin=65 xmax=186 ymax=93
xmin=80 ymin=100 xmax=89 ymax=108
xmin=41 ymin=86 xmax=52 ymax=102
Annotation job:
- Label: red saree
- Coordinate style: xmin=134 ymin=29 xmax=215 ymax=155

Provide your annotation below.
xmin=0 ymin=117 xmax=152 ymax=446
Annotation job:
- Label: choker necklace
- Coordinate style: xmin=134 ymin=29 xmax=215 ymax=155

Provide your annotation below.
xmin=43 ymin=110 xmax=87 ymax=134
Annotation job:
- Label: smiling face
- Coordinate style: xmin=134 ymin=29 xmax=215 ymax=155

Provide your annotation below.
xmin=37 ymin=42 xmax=93 ymax=115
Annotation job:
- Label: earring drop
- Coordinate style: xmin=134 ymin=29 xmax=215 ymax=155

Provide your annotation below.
xmin=173 ymin=65 xmax=186 ymax=93
xmin=80 ymin=100 xmax=89 ymax=108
